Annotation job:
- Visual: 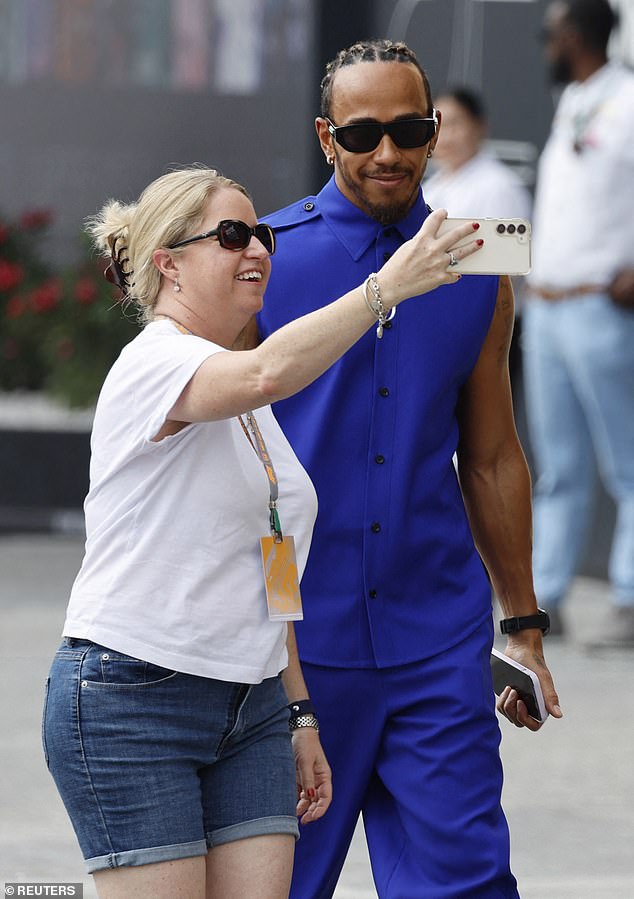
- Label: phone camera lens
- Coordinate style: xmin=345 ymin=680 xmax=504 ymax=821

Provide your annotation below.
xmin=517 ymin=223 xmax=526 ymax=234
xmin=507 ymin=224 xmax=516 ymax=234
xmin=496 ymin=223 xmax=506 ymax=234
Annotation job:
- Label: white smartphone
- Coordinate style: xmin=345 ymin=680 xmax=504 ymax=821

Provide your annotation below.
xmin=490 ymin=648 xmax=548 ymax=724
xmin=436 ymin=217 xmax=532 ymax=276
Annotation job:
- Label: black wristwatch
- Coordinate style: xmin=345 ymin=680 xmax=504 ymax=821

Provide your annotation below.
xmin=499 ymin=608 xmax=550 ymax=636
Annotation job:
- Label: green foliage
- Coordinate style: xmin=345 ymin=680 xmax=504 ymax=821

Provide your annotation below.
xmin=0 ymin=211 xmax=139 ymax=407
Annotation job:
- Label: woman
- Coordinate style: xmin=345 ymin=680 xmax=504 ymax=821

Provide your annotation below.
xmin=423 ymin=86 xmax=532 ymax=221
xmin=42 ymin=165 xmax=481 ymax=899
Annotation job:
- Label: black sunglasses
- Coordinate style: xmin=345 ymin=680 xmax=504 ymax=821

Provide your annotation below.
xmin=326 ymin=113 xmax=438 ymax=153
xmin=169 ymin=219 xmax=275 ymax=255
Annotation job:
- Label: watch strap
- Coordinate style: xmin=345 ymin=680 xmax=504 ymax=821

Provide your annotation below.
xmin=499 ymin=608 xmax=550 ymax=636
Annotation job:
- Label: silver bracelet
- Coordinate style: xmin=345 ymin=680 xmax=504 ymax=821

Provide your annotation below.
xmin=362 ymin=273 xmax=389 ymax=339
xmin=289 ymin=712 xmax=320 ymax=732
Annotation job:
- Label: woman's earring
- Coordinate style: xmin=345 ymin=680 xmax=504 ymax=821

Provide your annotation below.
xmin=326 ymin=154 xmax=334 ymax=165
xmin=426 ymin=150 xmax=433 ymax=159
xmin=173 ymin=278 xmax=181 ymax=292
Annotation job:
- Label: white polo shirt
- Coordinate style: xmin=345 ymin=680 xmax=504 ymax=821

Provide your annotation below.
xmin=63 ymin=320 xmax=318 ymax=683
xmin=529 ymin=63 xmax=634 ymax=291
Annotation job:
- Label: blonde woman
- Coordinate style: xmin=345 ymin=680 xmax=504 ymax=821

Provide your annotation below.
xmin=42 ymin=165 xmax=481 ymax=899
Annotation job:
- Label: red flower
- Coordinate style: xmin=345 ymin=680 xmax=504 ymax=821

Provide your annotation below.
xmin=0 ymin=260 xmax=24 ymax=292
xmin=30 ymin=278 xmax=62 ymax=313
xmin=74 ymin=277 xmax=98 ymax=305
xmin=20 ymin=209 xmax=53 ymax=230
xmin=5 ymin=295 xmax=26 ymax=319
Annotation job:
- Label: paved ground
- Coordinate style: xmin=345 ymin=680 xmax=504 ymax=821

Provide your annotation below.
xmin=1 ymin=534 xmax=632 ymax=898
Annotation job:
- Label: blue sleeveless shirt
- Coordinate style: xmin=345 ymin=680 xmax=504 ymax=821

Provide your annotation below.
xmin=259 ymin=177 xmax=498 ymax=668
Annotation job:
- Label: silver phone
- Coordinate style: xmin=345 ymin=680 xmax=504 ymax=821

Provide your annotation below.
xmin=437 ymin=217 xmax=532 ymax=276
xmin=490 ymin=648 xmax=548 ymax=724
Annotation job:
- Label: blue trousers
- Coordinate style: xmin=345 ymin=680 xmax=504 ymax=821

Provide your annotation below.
xmin=523 ymin=293 xmax=634 ymax=606
xmin=291 ymin=620 xmax=519 ymax=899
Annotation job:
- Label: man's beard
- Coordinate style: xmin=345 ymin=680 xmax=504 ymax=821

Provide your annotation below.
xmin=336 ymin=156 xmax=420 ymax=225
xmin=362 ymin=194 xmax=418 ymax=226
xmin=549 ymin=55 xmax=573 ymax=85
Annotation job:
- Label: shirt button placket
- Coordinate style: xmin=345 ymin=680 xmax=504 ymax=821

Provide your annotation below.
xmin=363 ymin=229 xmax=400 ymax=631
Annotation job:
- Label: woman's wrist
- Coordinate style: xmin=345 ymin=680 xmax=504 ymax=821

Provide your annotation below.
xmin=362 ymin=273 xmax=397 ymax=339
xmin=288 ymin=698 xmax=319 ymax=732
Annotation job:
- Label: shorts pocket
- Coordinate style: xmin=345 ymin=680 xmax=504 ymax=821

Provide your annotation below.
xmin=80 ymin=644 xmax=179 ymax=688
xmin=41 ymin=676 xmax=51 ymax=766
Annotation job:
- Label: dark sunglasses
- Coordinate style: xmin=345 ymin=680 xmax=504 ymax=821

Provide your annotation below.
xmin=326 ymin=113 xmax=437 ymax=153
xmin=169 ymin=219 xmax=275 ymax=255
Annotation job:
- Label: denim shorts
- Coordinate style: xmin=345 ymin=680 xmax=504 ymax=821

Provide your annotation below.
xmin=42 ymin=638 xmax=298 ymax=873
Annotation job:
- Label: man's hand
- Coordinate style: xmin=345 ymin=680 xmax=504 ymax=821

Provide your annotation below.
xmin=496 ymin=635 xmax=563 ymax=731
xmin=292 ymin=727 xmax=332 ymax=824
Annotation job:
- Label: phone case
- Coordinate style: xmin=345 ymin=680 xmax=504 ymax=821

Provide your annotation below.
xmin=490 ymin=648 xmax=548 ymax=723
xmin=436 ymin=217 xmax=532 ymax=276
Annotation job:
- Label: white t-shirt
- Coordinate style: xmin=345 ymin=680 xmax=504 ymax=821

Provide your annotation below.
xmin=529 ymin=63 xmax=634 ymax=290
xmin=63 ymin=320 xmax=318 ymax=683
xmin=423 ymin=149 xmax=532 ymax=220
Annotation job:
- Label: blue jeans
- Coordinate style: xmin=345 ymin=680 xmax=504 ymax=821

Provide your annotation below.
xmin=42 ymin=639 xmax=298 ymax=873
xmin=522 ymin=293 xmax=634 ymax=606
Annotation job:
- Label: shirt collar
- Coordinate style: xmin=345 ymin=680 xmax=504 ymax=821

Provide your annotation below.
xmin=565 ymin=61 xmax=620 ymax=104
xmin=316 ymin=175 xmax=429 ymax=261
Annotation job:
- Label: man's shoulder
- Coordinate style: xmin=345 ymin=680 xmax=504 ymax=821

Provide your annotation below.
xmin=262 ymin=196 xmax=322 ymax=230
xmin=614 ymin=66 xmax=634 ymax=104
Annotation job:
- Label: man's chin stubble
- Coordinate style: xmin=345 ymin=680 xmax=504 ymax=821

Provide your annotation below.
xmin=345 ymin=176 xmax=419 ymax=225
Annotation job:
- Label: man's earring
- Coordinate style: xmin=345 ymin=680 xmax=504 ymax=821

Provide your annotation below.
xmin=173 ymin=278 xmax=181 ymax=292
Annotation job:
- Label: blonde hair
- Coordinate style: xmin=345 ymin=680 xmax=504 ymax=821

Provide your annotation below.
xmin=86 ymin=165 xmax=250 ymax=321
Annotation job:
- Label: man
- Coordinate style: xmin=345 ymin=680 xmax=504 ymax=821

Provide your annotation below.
xmin=259 ymin=40 xmax=561 ymax=899
xmin=524 ymin=0 xmax=634 ymax=644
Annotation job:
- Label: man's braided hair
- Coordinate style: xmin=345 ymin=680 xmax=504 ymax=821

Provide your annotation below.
xmin=320 ymin=39 xmax=433 ymax=119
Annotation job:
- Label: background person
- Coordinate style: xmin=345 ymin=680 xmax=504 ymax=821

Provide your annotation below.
xmin=524 ymin=0 xmax=634 ymax=643
xmin=42 ymin=165 xmax=482 ymax=899
xmin=423 ymin=86 xmax=532 ymax=222
xmin=423 ymin=86 xmax=532 ymax=384
xmin=258 ymin=39 xmax=561 ymax=899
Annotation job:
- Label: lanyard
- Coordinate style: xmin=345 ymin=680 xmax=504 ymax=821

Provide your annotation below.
xmin=238 ymin=412 xmax=283 ymax=542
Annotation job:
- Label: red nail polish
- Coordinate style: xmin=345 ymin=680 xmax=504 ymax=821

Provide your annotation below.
xmin=472 ymin=222 xmax=480 ymax=230
xmin=477 ymin=239 xmax=484 ymax=246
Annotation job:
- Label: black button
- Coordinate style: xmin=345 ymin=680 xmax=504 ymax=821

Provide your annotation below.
xmin=369 ymin=589 xmax=377 ymax=599
xmin=379 ymin=387 xmax=389 ymax=397
xmin=375 ymin=454 xmax=385 ymax=464
xmin=383 ymin=252 xmax=392 ymax=262
xmin=304 ymin=201 xmax=314 ymax=211
xmin=383 ymin=227 xmax=396 ymax=238
xmin=371 ymin=521 xmax=381 ymax=533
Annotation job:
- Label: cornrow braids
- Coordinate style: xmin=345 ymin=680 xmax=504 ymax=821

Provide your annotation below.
xmin=320 ymin=39 xmax=433 ymax=119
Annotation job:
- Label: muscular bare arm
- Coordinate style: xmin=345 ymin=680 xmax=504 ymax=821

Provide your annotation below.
xmin=456 ymin=275 xmax=562 ymax=727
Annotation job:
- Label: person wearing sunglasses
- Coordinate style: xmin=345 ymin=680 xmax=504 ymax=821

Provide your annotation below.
xmin=257 ymin=39 xmax=562 ymax=899
xmin=42 ymin=165 xmax=482 ymax=899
